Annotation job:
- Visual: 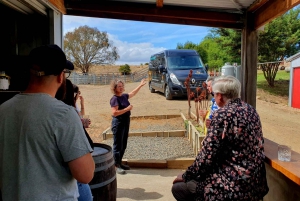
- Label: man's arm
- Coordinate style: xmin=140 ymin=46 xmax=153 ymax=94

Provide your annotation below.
xmin=68 ymin=153 xmax=95 ymax=184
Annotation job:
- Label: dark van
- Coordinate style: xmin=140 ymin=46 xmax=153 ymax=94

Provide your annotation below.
xmin=148 ymin=49 xmax=208 ymax=100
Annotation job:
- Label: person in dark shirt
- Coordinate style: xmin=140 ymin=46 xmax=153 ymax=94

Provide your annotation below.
xmin=110 ymin=78 xmax=146 ymax=174
xmin=172 ymin=75 xmax=269 ymax=201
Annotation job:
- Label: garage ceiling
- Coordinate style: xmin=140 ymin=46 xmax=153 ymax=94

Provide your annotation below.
xmin=64 ymin=0 xmax=300 ymax=30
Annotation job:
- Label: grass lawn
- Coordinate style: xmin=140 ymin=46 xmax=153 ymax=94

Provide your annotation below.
xmin=257 ymin=70 xmax=290 ymax=97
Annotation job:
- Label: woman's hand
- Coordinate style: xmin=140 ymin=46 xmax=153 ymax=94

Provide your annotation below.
xmin=140 ymin=79 xmax=147 ymax=87
xmin=205 ymin=119 xmax=211 ymax=127
xmin=199 ymin=109 xmax=207 ymax=118
xmin=126 ymin=105 xmax=133 ymax=111
xmin=173 ymin=173 xmax=184 ymax=184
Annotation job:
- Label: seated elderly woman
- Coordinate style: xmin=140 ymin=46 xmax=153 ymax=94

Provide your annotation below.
xmin=172 ymin=75 xmax=269 ymax=201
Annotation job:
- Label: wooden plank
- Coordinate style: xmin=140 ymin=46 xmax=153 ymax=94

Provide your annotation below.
xmin=48 ymin=0 xmax=66 ymax=14
xmin=264 ymin=138 xmax=300 ymax=185
xmin=241 ymin=11 xmax=257 ymax=108
xmin=156 ymin=0 xmax=163 ymax=8
xmin=247 ymin=0 xmax=269 ymax=12
xmin=253 ymin=0 xmax=300 ymax=29
xmin=167 ymin=158 xmax=194 ymax=169
xmin=65 ymin=2 xmax=243 ymax=29
xmin=127 ymin=159 xmax=167 ymax=168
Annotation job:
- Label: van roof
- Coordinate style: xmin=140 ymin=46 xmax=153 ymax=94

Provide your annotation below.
xmin=151 ymin=49 xmax=199 ymax=57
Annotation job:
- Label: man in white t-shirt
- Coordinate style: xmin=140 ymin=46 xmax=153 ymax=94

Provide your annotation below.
xmin=0 ymin=45 xmax=95 ymax=201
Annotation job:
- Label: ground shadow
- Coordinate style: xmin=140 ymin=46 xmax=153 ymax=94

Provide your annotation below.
xmin=117 ymin=187 xmax=163 ymax=200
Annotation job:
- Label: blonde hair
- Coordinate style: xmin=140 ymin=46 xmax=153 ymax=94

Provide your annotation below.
xmin=110 ymin=79 xmax=125 ymax=94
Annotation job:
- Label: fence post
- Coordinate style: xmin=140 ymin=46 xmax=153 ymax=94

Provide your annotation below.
xmin=92 ymin=74 xmax=96 ymax=85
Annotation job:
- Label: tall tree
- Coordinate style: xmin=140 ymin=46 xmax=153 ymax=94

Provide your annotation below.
xmin=258 ymin=7 xmax=300 ymax=86
xmin=210 ymin=28 xmax=242 ymax=64
xmin=64 ymin=25 xmax=119 ymax=73
xmin=199 ymin=36 xmax=226 ymax=71
xmin=176 ymin=41 xmax=208 ymax=64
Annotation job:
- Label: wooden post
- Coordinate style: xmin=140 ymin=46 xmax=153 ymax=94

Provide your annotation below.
xmin=241 ymin=12 xmax=258 ymax=108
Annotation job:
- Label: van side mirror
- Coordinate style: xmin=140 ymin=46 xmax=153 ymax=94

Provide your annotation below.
xmin=159 ymin=65 xmax=166 ymax=73
xmin=149 ymin=63 xmax=158 ymax=71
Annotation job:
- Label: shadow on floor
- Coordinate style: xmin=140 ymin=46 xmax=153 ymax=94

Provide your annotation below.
xmin=117 ymin=187 xmax=163 ymax=200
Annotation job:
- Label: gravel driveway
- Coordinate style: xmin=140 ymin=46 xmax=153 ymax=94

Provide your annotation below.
xmin=79 ymin=82 xmax=300 ymax=153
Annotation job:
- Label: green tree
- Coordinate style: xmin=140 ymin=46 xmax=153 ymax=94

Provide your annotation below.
xmin=119 ymin=64 xmax=131 ymax=75
xmin=210 ymin=28 xmax=242 ymax=64
xmin=258 ymin=7 xmax=300 ymax=86
xmin=64 ymin=25 xmax=119 ymax=73
xmin=199 ymin=36 xmax=226 ymax=71
xmin=176 ymin=41 xmax=208 ymax=64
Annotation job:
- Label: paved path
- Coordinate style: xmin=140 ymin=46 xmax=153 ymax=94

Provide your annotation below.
xmin=116 ymin=168 xmax=184 ymax=201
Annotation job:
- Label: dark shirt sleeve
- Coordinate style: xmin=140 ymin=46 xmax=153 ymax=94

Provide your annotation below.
xmin=110 ymin=96 xmax=118 ymax=107
xmin=182 ymin=110 xmax=227 ymax=182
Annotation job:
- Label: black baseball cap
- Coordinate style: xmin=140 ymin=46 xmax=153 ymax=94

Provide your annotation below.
xmin=29 ymin=44 xmax=74 ymax=76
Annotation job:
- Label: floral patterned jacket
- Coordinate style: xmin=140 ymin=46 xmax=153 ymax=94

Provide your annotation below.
xmin=182 ymin=98 xmax=269 ymax=201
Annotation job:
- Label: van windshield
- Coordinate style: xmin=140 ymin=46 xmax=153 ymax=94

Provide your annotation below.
xmin=167 ymin=55 xmax=204 ymax=70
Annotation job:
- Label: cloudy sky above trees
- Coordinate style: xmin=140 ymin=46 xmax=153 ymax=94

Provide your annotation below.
xmin=63 ymin=15 xmax=210 ymax=65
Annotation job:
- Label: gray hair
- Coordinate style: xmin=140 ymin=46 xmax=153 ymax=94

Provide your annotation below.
xmin=212 ymin=75 xmax=241 ymax=100
xmin=206 ymin=76 xmax=215 ymax=83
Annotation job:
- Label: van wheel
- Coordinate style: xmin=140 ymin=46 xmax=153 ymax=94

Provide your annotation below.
xmin=165 ymin=85 xmax=172 ymax=100
xmin=149 ymin=83 xmax=155 ymax=93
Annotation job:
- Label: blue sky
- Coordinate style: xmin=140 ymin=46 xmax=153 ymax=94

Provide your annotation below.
xmin=63 ymin=15 xmax=211 ymax=65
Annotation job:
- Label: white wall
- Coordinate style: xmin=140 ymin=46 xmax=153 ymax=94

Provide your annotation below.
xmin=49 ymin=10 xmax=63 ymax=47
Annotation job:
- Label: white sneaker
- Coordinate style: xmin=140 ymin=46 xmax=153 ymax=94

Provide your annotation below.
xmin=116 ymin=167 xmax=126 ymax=175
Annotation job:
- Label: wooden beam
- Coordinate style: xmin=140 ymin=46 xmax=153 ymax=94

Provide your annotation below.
xmin=65 ymin=1 xmax=243 ymax=29
xmin=156 ymin=0 xmax=163 ymax=8
xmin=241 ymin=11 xmax=257 ymax=108
xmin=67 ymin=9 xmax=243 ymax=29
xmin=48 ymin=0 xmax=66 ymax=14
xmin=247 ymin=0 xmax=269 ymax=12
xmin=253 ymin=0 xmax=300 ymax=29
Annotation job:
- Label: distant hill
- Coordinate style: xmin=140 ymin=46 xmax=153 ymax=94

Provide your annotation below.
xmin=75 ymin=64 xmax=148 ymax=74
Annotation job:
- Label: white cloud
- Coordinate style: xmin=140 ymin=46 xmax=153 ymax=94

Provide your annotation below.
xmin=63 ymin=16 xmax=210 ymax=65
xmin=108 ymin=34 xmax=165 ymax=65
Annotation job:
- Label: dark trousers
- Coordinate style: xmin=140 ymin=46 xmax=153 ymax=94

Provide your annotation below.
xmin=171 ymin=181 xmax=197 ymax=201
xmin=111 ymin=116 xmax=130 ymax=165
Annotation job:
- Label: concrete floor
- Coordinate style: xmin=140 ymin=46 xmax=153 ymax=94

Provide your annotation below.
xmin=116 ymin=168 xmax=185 ymax=201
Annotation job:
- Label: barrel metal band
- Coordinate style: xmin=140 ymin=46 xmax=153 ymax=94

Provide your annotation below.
xmin=94 ymin=160 xmax=115 ymax=172
xmin=89 ymin=175 xmax=116 ymax=189
xmin=93 ymin=154 xmax=113 ymax=163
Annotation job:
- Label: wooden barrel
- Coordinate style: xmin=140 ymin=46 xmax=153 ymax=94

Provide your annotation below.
xmin=89 ymin=143 xmax=117 ymax=201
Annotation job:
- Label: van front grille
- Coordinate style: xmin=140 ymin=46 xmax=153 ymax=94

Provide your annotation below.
xmin=182 ymin=80 xmax=204 ymax=88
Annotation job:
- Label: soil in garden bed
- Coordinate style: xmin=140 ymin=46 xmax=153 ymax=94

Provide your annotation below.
xmin=102 ymin=136 xmax=195 ymax=160
xmin=107 ymin=116 xmax=185 ymax=133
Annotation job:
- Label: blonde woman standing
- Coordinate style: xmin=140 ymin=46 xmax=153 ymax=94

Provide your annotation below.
xmin=110 ymin=79 xmax=146 ymax=174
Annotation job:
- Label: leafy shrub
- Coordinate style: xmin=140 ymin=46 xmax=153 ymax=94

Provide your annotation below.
xmin=119 ymin=64 xmax=131 ymax=75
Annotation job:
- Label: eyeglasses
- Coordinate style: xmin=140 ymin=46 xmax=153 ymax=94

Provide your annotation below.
xmin=63 ymin=69 xmax=71 ymax=78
